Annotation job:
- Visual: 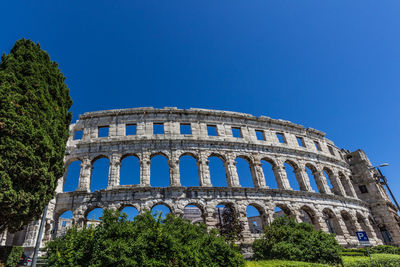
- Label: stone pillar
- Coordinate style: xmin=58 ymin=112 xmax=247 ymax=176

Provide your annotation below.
xmin=140 ymin=152 xmax=151 ymax=187
xmin=273 ymin=165 xmax=291 ymax=190
xmin=225 ymin=159 xmax=240 ymax=187
xmin=316 ymin=211 xmax=330 ymax=233
xmin=314 ymin=169 xmax=332 ymax=194
xmin=330 ymin=173 xmax=346 ymax=196
xmin=363 ymin=216 xmax=378 ymax=241
xmin=342 ymin=175 xmax=357 ymax=198
xmin=294 ymin=165 xmax=313 ymax=192
xmin=169 ymin=153 xmax=181 ymax=187
xmin=198 ymin=152 xmax=212 ymax=186
xmin=253 ymin=161 xmax=267 ymax=188
xmin=77 ymin=157 xmax=91 ymax=192
xmin=107 ymin=154 xmax=121 ymax=188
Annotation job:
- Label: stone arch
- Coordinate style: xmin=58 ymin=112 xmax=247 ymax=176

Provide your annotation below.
xmin=183 ymin=203 xmax=205 ymax=223
xmin=118 ymin=203 xmax=141 ymax=213
xmin=179 ymin=153 xmax=200 ymax=186
xmin=322 ymin=208 xmax=343 ymax=235
xmin=208 ymin=153 xmax=228 ymax=187
xmin=246 ymin=203 xmax=267 ymax=233
xmin=53 ymin=210 xmax=74 ymax=238
xmin=120 ymin=205 xmax=139 ymax=221
xmin=85 ymin=207 xmax=104 ymax=227
xmin=299 ymin=205 xmax=319 ymax=229
xmin=356 ymin=212 xmax=373 ymax=238
xmin=341 ymin=210 xmax=357 ymax=236
xmin=284 ymin=159 xmax=302 ymax=191
xmin=150 ymin=153 xmax=170 ymax=187
xmin=338 ymin=171 xmax=354 ymax=197
xmin=151 ymin=202 xmax=174 ymax=215
xmin=215 ymin=202 xmax=238 ymax=226
xmin=120 ymin=154 xmax=140 ymax=185
xmin=304 ymin=163 xmax=322 ymax=193
xmin=235 ymin=155 xmax=256 ymax=188
xmin=273 ymin=203 xmax=293 ymax=219
xmin=322 ymin=167 xmax=343 ymax=196
xmin=90 ymin=155 xmax=110 ymax=192
xmin=63 ymin=159 xmax=82 ymax=192
xmin=260 ymin=157 xmax=278 ymax=188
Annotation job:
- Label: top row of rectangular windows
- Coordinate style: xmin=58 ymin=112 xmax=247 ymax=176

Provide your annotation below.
xmin=72 ymin=124 xmax=337 ymax=156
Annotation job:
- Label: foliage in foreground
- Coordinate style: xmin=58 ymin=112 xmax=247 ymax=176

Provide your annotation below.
xmin=46 ymin=209 xmax=244 ymax=267
xmin=0 ymin=38 xmax=72 ymax=232
xmin=216 ymin=204 xmax=245 ymax=245
xmin=245 ymin=259 xmax=328 ymax=267
xmin=252 ymin=216 xmax=342 ymax=265
xmin=0 ymin=246 xmax=23 ymax=267
xmin=342 ymin=254 xmax=400 ymax=267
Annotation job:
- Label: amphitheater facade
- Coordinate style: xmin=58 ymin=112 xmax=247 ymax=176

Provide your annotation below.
xmin=1 ymin=107 xmax=399 ymax=256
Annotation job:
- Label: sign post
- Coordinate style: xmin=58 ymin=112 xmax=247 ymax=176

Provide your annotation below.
xmin=356 ymin=231 xmax=372 ymax=263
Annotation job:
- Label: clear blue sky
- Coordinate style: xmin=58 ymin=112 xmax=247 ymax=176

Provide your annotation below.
xmin=1 ymin=1 xmax=399 ymax=220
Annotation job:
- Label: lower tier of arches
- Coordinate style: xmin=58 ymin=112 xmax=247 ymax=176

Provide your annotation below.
xmin=51 ymin=187 xmax=384 ymax=247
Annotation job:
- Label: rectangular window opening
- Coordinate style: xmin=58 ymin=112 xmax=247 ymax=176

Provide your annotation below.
xmin=359 ymin=185 xmax=368 ymax=194
xmin=232 ymin=127 xmax=242 ymax=138
xmin=180 ymin=123 xmax=191 ymax=135
xmin=276 ymin=133 xmax=286 ymax=144
xmin=207 ymin=125 xmax=218 ymax=136
xmin=314 ymin=141 xmax=322 ymax=151
xmin=73 ymin=130 xmax=83 ymax=140
xmin=296 ymin=137 xmax=305 ymax=147
xmin=98 ymin=126 xmax=109 ymax=138
xmin=255 ymin=130 xmax=265 ymax=141
xmin=126 ymin=124 xmax=137 ymax=136
xmin=153 ymin=123 xmax=164 ymax=135
xmin=328 ymin=146 xmax=335 ymax=156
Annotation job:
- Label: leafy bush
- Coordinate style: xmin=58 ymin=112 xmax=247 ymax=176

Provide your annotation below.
xmin=0 ymin=246 xmax=23 ymax=267
xmin=46 ymin=209 xmax=244 ymax=267
xmin=245 ymin=259 xmax=330 ymax=266
xmin=343 ymin=253 xmax=400 ymax=267
xmin=369 ymin=245 xmax=400 ymax=255
xmin=252 ymin=217 xmax=342 ymax=265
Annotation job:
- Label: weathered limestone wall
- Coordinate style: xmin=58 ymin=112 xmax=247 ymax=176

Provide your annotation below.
xmin=5 ymin=107 xmax=399 ymax=255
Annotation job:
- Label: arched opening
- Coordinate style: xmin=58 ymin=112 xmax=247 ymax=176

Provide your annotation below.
xmin=120 ymin=155 xmax=140 ymax=185
xmin=57 ymin=210 xmax=73 ymax=237
xmin=183 ymin=204 xmax=204 ymax=223
xmin=179 ymin=154 xmax=199 ymax=187
xmin=90 ymin=156 xmax=109 ymax=192
xmin=209 ymin=155 xmax=228 ymax=187
xmin=236 ymin=157 xmax=254 ymax=188
xmin=273 ymin=204 xmax=292 ymax=220
xmin=357 ymin=213 xmax=373 ymax=238
xmin=86 ymin=208 xmax=103 ymax=227
xmin=305 ymin=165 xmax=319 ymax=193
xmin=338 ymin=172 xmax=353 ymax=197
xmin=64 ymin=160 xmax=81 ymax=192
xmin=151 ymin=204 xmax=171 ymax=219
xmin=261 ymin=159 xmax=277 ymax=189
xmin=341 ymin=211 xmax=356 ymax=236
xmin=323 ymin=168 xmax=336 ymax=194
xmin=323 ymin=209 xmax=343 ymax=235
xmin=299 ymin=206 xmax=318 ymax=229
xmin=369 ymin=216 xmax=383 ymax=241
xmin=284 ymin=161 xmax=300 ymax=191
xmin=246 ymin=205 xmax=264 ymax=234
xmin=120 ymin=206 xmax=139 ymax=221
xmin=215 ymin=203 xmax=237 ymax=227
xmin=150 ymin=154 xmax=170 ymax=187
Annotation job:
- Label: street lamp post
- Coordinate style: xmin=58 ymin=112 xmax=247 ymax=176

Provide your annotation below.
xmin=370 ymin=164 xmax=400 ymax=211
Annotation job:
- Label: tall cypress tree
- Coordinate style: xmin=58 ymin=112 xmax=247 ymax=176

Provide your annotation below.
xmin=0 ymin=39 xmax=72 ymax=233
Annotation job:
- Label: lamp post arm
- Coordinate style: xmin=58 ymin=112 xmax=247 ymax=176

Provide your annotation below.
xmin=377 ymin=168 xmax=400 ymax=211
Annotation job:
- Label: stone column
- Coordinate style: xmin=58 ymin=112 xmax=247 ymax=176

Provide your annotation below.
xmin=225 ymin=156 xmax=240 ymax=187
xmin=169 ymin=153 xmax=181 ymax=187
xmin=253 ymin=160 xmax=267 ymax=188
xmin=315 ymin=211 xmax=330 ymax=233
xmin=343 ymin=175 xmax=357 ymax=198
xmin=273 ymin=165 xmax=291 ymax=190
xmin=330 ymin=173 xmax=346 ymax=196
xmin=363 ymin=216 xmax=378 ymax=241
xmin=198 ymin=152 xmax=212 ymax=186
xmin=77 ymin=157 xmax=91 ymax=192
xmin=294 ymin=165 xmax=313 ymax=192
xmin=314 ymin=168 xmax=332 ymax=194
xmin=140 ymin=152 xmax=151 ymax=187
xmin=107 ymin=154 xmax=121 ymax=189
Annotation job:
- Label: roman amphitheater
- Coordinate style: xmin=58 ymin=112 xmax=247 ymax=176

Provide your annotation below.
xmin=2 ymin=107 xmax=399 ymax=256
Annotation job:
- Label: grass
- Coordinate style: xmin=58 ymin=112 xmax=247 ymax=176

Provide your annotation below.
xmin=246 ymin=254 xmax=400 ymax=267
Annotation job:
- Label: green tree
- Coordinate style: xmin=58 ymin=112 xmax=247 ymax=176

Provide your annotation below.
xmin=252 ymin=216 xmax=342 ymax=265
xmin=46 ymin=209 xmax=245 ymax=267
xmin=0 ymin=39 xmax=72 ymax=233
xmin=216 ymin=204 xmax=244 ymax=245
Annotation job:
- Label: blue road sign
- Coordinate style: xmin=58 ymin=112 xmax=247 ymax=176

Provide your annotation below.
xmin=356 ymin=231 xmax=369 ymax=242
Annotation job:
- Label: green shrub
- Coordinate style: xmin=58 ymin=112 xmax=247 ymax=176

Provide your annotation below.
xmin=246 ymin=259 xmax=330 ymax=266
xmin=343 ymin=253 xmax=400 ymax=267
xmin=46 ymin=209 xmax=244 ymax=267
xmin=252 ymin=217 xmax=342 ymax=265
xmin=369 ymin=245 xmax=400 ymax=255
xmin=0 ymin=246 xmax=23 ymax=267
